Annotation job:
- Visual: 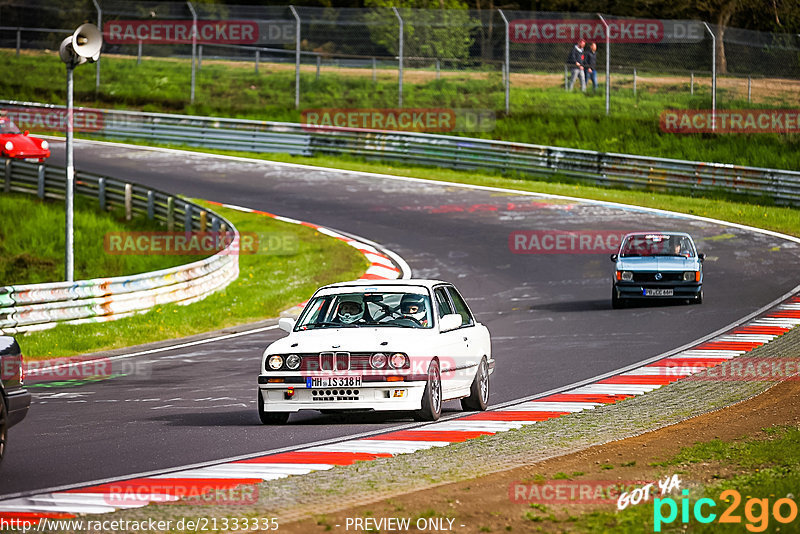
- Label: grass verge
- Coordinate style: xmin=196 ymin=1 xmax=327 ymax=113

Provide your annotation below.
xmin=0 ymin=192 xmax=206 ymax=285
xmin=18 ymin=200 xmax=369 ymax=359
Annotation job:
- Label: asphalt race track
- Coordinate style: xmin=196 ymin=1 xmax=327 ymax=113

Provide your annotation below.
xmin=2 ymin=140 xmax=798 ymax=497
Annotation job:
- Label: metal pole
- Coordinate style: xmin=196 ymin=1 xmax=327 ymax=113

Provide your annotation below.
xmin=498 ymin=9 xmax=510 ymax=114
xmin=187 ymin=1 xmax=197 ymax=104
xmin=137 ymin=41 xmax=142 ymax=65
xmin=65 ymin=65 xmax=75 ymax=282
xmin=747 ymin=76 xmax=751 ymax=102
xmin=703 ymin=22 xmax=716 ymax=131
xmin=16 ymin=27 xmax=20 ymax=57
xmin=290 ymin=5 xmax=301 ymax=109
xmin=198 ymin=44 xmax=202 ymax=69
xmin=633 ymin=68 xmax=637 ymax=97
xmin=435 ymin=58 xmax=440 ymax=80
xmin=691 ymin=72 xmax=694 ymax=95
xmin=564 ymin=65 xmax=568 ymax=90
xmin=372 ymin=57 xmax=377 ymax=82
xmin=598 ymin=14 xmax=610 ymax=116
xmin=392 ymin=7 xmax=404 ymax=107
xmin=93 ymin=0 xmax=101 ymax=91
xmin=316 ymin=54 xmax=320 ymax=80
xmin=255 ymin=49 xmax=259 ymax=73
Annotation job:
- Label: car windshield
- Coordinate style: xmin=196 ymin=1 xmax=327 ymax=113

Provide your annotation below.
xmin=296 ymin=291 xmax=434 ymax=330
xmin=0 ymin=118 xmax=20 ymax=135
xmin=620 ymin=234 xmax=695 ymax=258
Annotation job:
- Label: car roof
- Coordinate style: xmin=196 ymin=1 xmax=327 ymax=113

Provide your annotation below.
xmin=318 ymin=279 xmax=450 ymax=291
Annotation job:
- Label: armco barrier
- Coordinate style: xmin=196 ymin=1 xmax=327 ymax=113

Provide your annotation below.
xmin=0 ymin=158 xmax=239 ymax=334
xmin=2 ymin=100 xmax=800 ymax=206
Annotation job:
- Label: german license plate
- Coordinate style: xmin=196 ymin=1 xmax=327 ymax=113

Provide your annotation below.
xmin=306 ymin=376 xmax=362 ymax=388
xmin=644 ymin=288 xmax=674 ymax=297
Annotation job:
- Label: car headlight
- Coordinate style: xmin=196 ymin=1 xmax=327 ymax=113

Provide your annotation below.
xmin=268 ymin=355 xmax=284 ymax=370
xmin=4 ymin=141 xmax=13 ymax=151
xmin=285 ymin=354 xmax=301 ymax=370
xmin=389 ymin=353 xmax=408 ymax=369
xmin=683 ymin=271 xmax=694 ymax=281
xmin=370 ymin=352 xmax=387 ymax=369
xmin=621 ymin=271 xmax=633 ymax=281
xmin=40 ymin=140 xmax=49 ymax=150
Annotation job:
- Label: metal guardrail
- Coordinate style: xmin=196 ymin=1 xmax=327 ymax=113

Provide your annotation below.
xmin=2 ymin=101 xmax=800 ymax=207
xmin=0 ymin=158 xmax=239 ymax=334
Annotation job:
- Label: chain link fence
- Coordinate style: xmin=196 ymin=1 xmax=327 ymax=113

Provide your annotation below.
xmin=1 ymin=2 xmax=799 ymax=128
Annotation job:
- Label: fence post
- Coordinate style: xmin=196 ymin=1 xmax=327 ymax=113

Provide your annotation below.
xmin=393 ymin=7 xmax=404 ymax=108
xmin=748 ymin=76 xmax=751 ymax=103
xmin=198 ymin=44 xmax=203 ymax=70
xmin=316 ymin=54 xmax=321 ymax=80
xmin=124 ymin=183 xmax=132 ymax=221
xmin=633 ymin=68 xmax=637 ymax=97
xmin=435 ymin=58 xmax=440 ymax=79
xmin=93 ymin=0 xmax=102 ymax=91
xmin=16 ymin=28 xmax=20 ymax=57
xmin=690 ymin=72 xmax=694 ymax=95
xmin=598 ymin=14 xmax=610 ymax=116
xmin=37 ymin=165 xmax=45 ymax=199
xmin=290 ymin=5 xmax=301 ymax=110
xmin=255 ymin=49 xmax=259 ymax=73
xmin=372 ymin=57 xmax=377 ymax=83
xmin=137 ymin=41 xmax=142 ymax=65
xmin=564 ymin=65 xmax=568 ymax=90
xmin=702 ymin=22 xmax=716 ymax=131
xmin=98 ymin=178 xmax=106 ymax=211
xmin=184 ymin=204 xmax=193 ymax=231
xmin=167 ymin=196 xmax=175 ymax=231
xmin=3 ymin=159 xmax=9 ymax=193
xmin=498 ymin=8 xmax=510 ymax=114
xmin=187 ymin=1 xmax=197 ymax=104
xmin=146 ymin=190 xmax=155 ymax=219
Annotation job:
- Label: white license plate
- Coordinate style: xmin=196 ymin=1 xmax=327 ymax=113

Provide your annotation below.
xmin=644 ymin=288 xmax=674 ymax=297
xmin=306 ymin=376 xmax=362 ymax=388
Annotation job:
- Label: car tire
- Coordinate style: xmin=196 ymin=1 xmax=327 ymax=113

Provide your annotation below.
xmin=694 ymin=290 xmax=704 ymax=305
xmin=414 ymin=360 xmax=442 ymax=422
xmin=611 ymin=289 xmax=625 ymax=309
xmin=257 ymin=391 xmax=289 ymax=425
xmin=0 ymin=395 xmax=7 ymax=466
xmin=461 ymin=357 xmax=489 ymax=411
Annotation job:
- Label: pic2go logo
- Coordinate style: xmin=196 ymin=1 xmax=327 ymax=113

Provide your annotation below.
xmin=654 ymin=489 xmax=798 ymax=532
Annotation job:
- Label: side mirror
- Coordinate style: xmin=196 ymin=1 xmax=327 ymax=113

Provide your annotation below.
xmin=698 ymin=253 xmax=705 ymax=263
xmin=278 ymin=317 xmax=296 ymax=333
xmin=23 ymin=130 xmax=29 ymax=136
xmin=439 ymin=314 xmax=462 ymax=332
xmin=610 ymin=254 xmax=618 ymax=262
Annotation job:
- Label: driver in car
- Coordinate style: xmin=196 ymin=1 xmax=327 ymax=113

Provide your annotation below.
xmin=336 ymin=298 xmax=365 ymax=325
xmin=400 ymin=294 xmax=428 ymax=327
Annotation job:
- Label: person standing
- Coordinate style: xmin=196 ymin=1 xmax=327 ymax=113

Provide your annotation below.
xmin=566 ymin=39 xmax=586 ymax=92
xmin=585 ymin=42 xmax=598 ymax=92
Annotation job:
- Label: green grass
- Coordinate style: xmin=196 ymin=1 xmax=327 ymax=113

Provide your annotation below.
xmin=570 ymin=427 xmax=800 ymax=533
xmin=3 ymin=50 xmax=800 ymax=170
xmin=0 ymin=192 xmax=205 ymax=285
xmin=18 ymin=200 xmax=369 ymax=359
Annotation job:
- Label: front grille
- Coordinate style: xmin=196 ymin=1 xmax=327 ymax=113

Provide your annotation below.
xmin=311 ymin=388 xmax=360 ymax=401
xmin=300 ymin=353 xmax=373 ymax=371
xmin=632 ymin=272 xmax=684 ymax=282
xmin=319 ymin=352 xmax=350 ymax=371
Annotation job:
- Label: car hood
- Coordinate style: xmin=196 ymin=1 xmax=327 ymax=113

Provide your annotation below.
xmin=265 ymin=326 xmax=438 ymax=355
xmin=617 ymin=256 xmax=700 ymax=271
xmin=1 ymin=134 xmax=47 ymax=156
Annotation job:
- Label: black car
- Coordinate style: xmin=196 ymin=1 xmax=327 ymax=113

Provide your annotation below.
xmin=1 ymin=336 xmax=31 ymax=466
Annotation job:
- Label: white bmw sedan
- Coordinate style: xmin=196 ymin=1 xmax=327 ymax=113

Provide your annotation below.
xmin=257 ymin=279 xmax=493 ymax=424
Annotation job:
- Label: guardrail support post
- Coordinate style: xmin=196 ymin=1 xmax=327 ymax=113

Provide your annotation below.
xmin=290 ymin=5 xmax=301 ymax=110
xmin=146 ymin=190 xmax=155 ymax=219
xmin=167 ymin=196 xmax=175 ymax=231
xmin=4 ymin=159 xmax=11 ymax=193
xmin=255 ymin=49 xmax=259 ymax=73
xmin=211 ymin=217 xmax=220 ymax=233
xmin=37 ymin=164 xmax=45 ymax=199
xmin=16 ymin=28 xmax=21 ymax=57
xmin=184 ymin=204 xmax=193 ymax=231
xmin=98 ymin=178 xmax=106 ymax=211
xmin=199 ymin=210 xmax=207 ymax=231
xmin=124 ymin=183 xmax=132 ymax=221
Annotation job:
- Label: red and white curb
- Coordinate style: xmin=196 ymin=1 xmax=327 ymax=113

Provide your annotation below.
xmin=2 ymin=293 xmax=798 ymax=523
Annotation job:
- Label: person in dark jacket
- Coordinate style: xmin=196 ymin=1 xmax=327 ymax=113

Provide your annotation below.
xmin=566 ymin=39 xmax=586 ymax=92
xmin=585 ymin=42 xmax=598 ymax=91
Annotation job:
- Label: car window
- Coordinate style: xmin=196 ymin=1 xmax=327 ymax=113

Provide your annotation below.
xmin=0 ymin=118 xmax=20 ymax=135
xmin=446 ymin=287 xmax=474 ymax=327
xmin=621 ymin=234 xmax=694 ymax=258
xmin=296 ymin=291 xmax=433 ymax=329
xmin=433 ymin=288 xmax=454 ymax=318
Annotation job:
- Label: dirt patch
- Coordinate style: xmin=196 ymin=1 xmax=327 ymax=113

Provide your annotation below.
xmin=279 ymin=378 xmax=800 ymax=533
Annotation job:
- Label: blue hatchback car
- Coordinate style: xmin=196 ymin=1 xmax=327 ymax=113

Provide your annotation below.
xmin=610 ymin=232 xmax=704 ymax=308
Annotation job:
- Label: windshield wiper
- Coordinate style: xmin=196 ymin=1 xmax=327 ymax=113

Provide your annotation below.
xmin=305 ymin=321 xmax=357 ymax=329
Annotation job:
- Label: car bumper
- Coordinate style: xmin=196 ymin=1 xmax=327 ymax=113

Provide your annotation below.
xmin=5 ymin=388 xmax=31 ymax=428
xmin=614 ymin=282 xmax=702 ymax=299
xmin=257 ymin=379 xmax=427 ymax=413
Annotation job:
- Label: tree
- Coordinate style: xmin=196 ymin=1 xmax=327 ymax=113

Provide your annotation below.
xmin=363 ymin=0 xmax=478 ymax=61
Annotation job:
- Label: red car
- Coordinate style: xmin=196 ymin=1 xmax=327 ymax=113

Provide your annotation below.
xmin=0 ymin=116 xmax=50 ymax=162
